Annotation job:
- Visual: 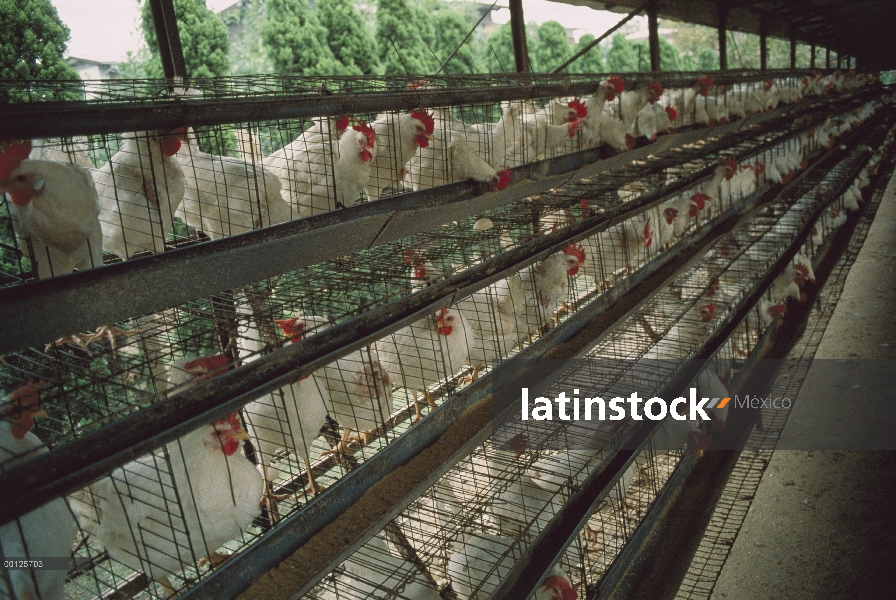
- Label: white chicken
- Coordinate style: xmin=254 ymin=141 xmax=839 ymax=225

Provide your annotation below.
xmin=505 ymin=244 xmax=586 ymax=344
xmin=621 ymin=81 xmax=664 ymax=135
xmin=94 ymin=129 xmax=187 ymax=259
xmin=366 ymin=110 xmax=434 ymax=200
xmin=447 ymin=533 xmax=577 ymax=600
xmin=676 ymin=76 xmax=714 ymax=127
xmin=376 ymin=307 xmax=474 ymax=423
xmin=80 ymin=355 xmax=262 ymax=598
xmin=407 ymin=107 xmax=508 ymax=191
xmin=1 ymin=140 xmax=103 ymax=279
xmin=242 ymin=319 xmax=331 ymax=505
xmin=1 ymin=381 xmax=78 ymax=600
xmin=581 ymin=76 xmax=624 ymax=149
xmin=264 ymin=117 xmax=377 ymax=216
xmin=277 ymin=316 xmax=393 ymax=455
xmin=456 ymin=281 xmax=521 ymax=379
xmin=176 ymin=130 xmax=291 ymax=239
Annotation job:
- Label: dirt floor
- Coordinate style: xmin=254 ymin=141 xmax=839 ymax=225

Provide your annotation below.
xmin=710 ymin=172 xmax=896 ymax=598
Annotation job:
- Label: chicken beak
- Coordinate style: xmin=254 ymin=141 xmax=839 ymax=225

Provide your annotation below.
xmin=231 ymin=429 xmax=251 ymax=441
xmin=33 ymin=407 xmax=48 ymax=419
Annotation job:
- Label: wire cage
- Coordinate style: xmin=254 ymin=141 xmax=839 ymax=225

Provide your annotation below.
xmin=0 ymin=69 xmax=889 ymax=600
xmin=300 ymin=109 xmax=896 ymax=600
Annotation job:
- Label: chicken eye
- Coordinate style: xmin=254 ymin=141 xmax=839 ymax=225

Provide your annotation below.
xmin=16 ymin=175 xmax=26 ymax=182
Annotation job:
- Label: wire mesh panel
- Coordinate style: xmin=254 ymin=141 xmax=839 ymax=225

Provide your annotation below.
xmin=0 ymin=75 xmax=888 ymax=600
xmin=297 ymin=100 xmax=894 ymax=600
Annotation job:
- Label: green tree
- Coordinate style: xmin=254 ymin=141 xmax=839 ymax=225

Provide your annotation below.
xmin=532 ymin=21 xmax=570 ymax=72
xmin=483 ymin=22 xmax=536 ymax=74
xmin=569 ymin=34 xmax=605 ymax=74
xmin=0 ymin=0 xmax=80 ymax=82
xmin=432 ymin=10 xmax=482 ymax=74
xmin=605 ymin=33 xmax=639 ymax=72
xmin=376 ymin=0 xmax=437 ymax=75
xmin=140 ymin=0 xmax=230 ymax=78
xmin=263 ymin=0 xmax=342 ymax=75
xmin=221 ymin=0 xmax=273 ymax=75
xmin=318 ymin=0 xmax=381 ymax=75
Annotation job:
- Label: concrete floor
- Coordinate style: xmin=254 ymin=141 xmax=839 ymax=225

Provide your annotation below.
xmin=710 ymin=172 xmax=896 ymax=598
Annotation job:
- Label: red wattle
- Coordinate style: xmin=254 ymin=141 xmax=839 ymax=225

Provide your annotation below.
xmin=161 ymin=138 xmax=181 ymax=156
xmin=9 ymin=189 xmax=33 ymax=206
xmin=415 ymin=134 xmax=430 ymax=148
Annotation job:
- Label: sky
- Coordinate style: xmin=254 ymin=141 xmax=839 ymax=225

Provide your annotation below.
xmin=52 ymin=0 xmax=647 ymax=63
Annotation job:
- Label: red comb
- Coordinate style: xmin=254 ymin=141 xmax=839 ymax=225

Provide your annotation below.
xmin=664 ymin=206 xmax=678 ymax=224
xmin=643 ymin=218 xmax=652 ymax=247
xmin=212 ymin=412 xmax=243 ymax=430
xmin=722 ymin=157 xmax=738 ymax=179
xmin=698 ymin=76 xmax=714 ymax=88
xmin=6 ymin=380 xmax=47 ymax=440
xmin=690 ymin=192 xmax=709 ymax=211
xmin=606 ymin=76 xmax=625 ymax=93
xmin=647 ymin=81 xmax=664 ymax=100
xmin=408 ymin=80 xmax=427 ymax=90
xmin=275 ymin=317 xmax=306 ymax=342
xmin=568 ymin=99 xmax=587 ymax=119
xmin=508 ymin=432 xmax=528 ymax=458
xmin=543 ymin=576 xmax=578 ymax=600
xmin=562 ymin=241 xmax=586 ymax=265
xmin=183 ymin=354 xmax=229 ymax=374
xmin=0 ymin=140 xmax=32 ymax=181
xmin=763 ymin=78 xmax=775 ymax=90
xmin=770 ymin=303 xmax=786 ymax=319
xmin=352 ymin=119 xmax=376 ymax=148
xmin=336 ymin=116 xmax=351 ymax=131
xmin=665 ymin=105 xmax=678 ymax=121
xmin=579 ymin=199 xmax=591 ymax=219
xmin=411 ymin=109 xmax=435 ymax=135
xmin=496 ymin=168 xmax=511 ymax=190
xmin=436 ymin=307 xmax=453 ymax=336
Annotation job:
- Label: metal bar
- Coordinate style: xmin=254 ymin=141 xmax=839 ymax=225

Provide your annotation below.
xmin=826 ymin=46 xmax=830 ymax=69
xmin=648 ymin=0 xmax=660 ymax=72
xmin=147 ymin=0 xmax=176 ymax=80
xmin=718 ymin=1 xmax=729 ymax=71
xmin=508 ymin=0 xmax=530 ymax=73
xmin=811 ymin=40 xmax=816 ymax=69
xmin=790 ymin=24 xmax=797 ymax=69
xmin=760 ymin=13 xmax=767 ymax=71
xmin=0 ymin=85 xmax=872 ymax=355
xmin=158 ymin=0 xmax=187 ymax=79
xmin=0 ymin=69 xmax=830 ymax=138
xmin=551 ymin=1 xmax=649 ymax=74
xmin=490 ymin=111 xmax=891 ymax=600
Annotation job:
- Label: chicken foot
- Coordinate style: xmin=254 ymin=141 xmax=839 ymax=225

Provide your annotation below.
xmin=321 ymin=428 xmax=354 ymax=457
xmin=411 ymin=389 xmax=437 ymax=424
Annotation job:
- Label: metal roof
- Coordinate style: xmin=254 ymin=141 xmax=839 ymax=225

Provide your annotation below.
xmin=549 ymin=1 xmax=896 ymax=70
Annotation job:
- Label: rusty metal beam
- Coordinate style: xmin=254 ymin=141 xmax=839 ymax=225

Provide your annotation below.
xmin=648 ymin=0 xmax=661 ymax=71
xmin=760 ymin=12 xmax=767 ymax=70
xmin=718 ymin=1 xmax=730 ymax=70
xmin=147 ymin=0 xmax=186 ymax=80
xmin=508 ymin=0 xmax=530 ymax=73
